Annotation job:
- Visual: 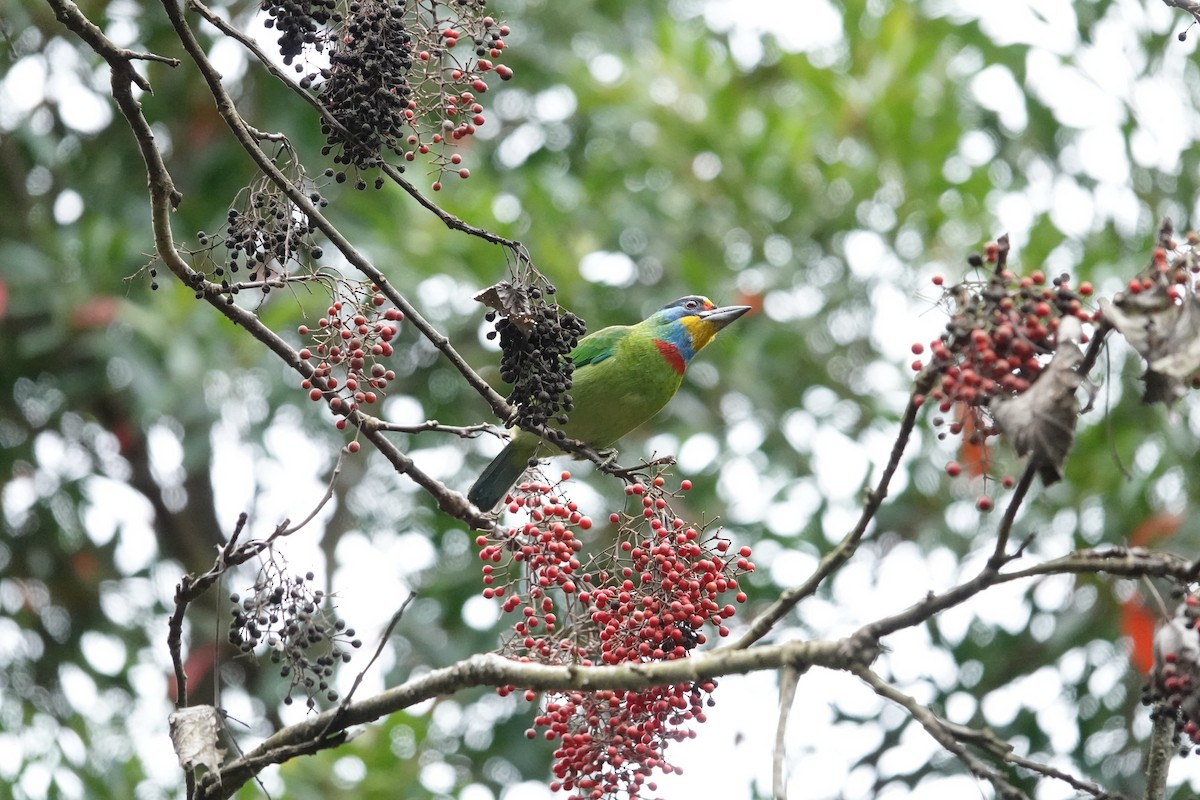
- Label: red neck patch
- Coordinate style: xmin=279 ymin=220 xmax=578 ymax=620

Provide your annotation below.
xmin=655 ymin=339 xmax=687 ymax=374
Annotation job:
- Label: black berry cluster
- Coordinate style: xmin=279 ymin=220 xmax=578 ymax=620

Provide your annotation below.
xmin=260 ymin=0 xmax=338 ymax=65
xmin=486 ymin=290 xmax=586 ymax=434
xmin=183 ymin=165 xmax=326 ymax=298
xmin=254 ymin=0 xmax=514 ymax=189
xmin=320 ymin=0 xmax=415 ymax=175
xmin=228 ymin=567 xmax=362 ymax=709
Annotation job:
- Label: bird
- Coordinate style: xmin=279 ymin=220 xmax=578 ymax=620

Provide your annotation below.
xmin=468 ymin=295 xmax=752 ymax=510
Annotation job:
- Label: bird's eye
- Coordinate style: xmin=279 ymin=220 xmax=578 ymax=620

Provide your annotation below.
xmin=685 ymin=300 xmax=699 ymax=310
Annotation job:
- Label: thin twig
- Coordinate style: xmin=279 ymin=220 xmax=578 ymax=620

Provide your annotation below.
xmin=321 ymin=593 xmax=417 ymax=739
xmin=1144 ymin=710 xmax=1177 ymax=800
xmin=368 ymin=420 xmax=504 ymax=438
xmin=876 ymin=684 xmax=1115 ymax=798
xmin=854 ymin=665 xmax=1027 ymax=799
xmin=277 ymin=449 xmax=344 ymax=537
xmin=728 ymin=369 xmax=937 ymax=649
xmin=989 ymin=462 xmax=1037 ymax=568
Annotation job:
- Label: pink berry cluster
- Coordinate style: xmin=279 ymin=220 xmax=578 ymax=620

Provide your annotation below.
xmin=1146 ymin=592 xmax=1200 ymax=756
xmin=477 ymin=471 xmax=755 ymax=799
xmin=912 ymin=240 xmax=1094 ymax=462
xmin=297 ymin=281 xmax=403 ymax=439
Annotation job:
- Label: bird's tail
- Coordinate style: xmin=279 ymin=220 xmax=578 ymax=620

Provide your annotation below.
xmin=468 ymin=437 xmax=537 ymax=511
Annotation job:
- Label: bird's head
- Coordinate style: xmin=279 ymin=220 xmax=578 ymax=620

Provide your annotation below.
xmin=648 ymin=295 xmax=752 ymax=371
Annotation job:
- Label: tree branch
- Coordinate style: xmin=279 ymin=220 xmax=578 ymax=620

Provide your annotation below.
xmin=1163 ymin=0 xmax=1200 ymax=25
xmin=196 ymin=640 xmax=868 ymax=798
xmin=854 ymin=665 xmax=1028 ymax=799
xmin=157 ymin=0 xmax=648 ymax=522
xmin=186 ymin=0 xmax=530 ymax=252
xmin=52 ymin=0 xmax=499 ymax=529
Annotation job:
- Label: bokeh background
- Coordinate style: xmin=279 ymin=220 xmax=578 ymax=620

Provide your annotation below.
xmin=4 ymin=0 xmax=1200 ymax=797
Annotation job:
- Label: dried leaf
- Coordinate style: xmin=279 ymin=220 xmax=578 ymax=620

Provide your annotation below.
xmin=1100 ymin=289 xmax=1200 ymax=404
xmin=169 ymin=705 xmax=226 ymax=779
xmin=474 ymin=281 xmax=536 ymax=335
xmin=989 ymin=316 xmax=1085 ymax=484
xmin=1150 ymin=292 xmax=1200 ymax=376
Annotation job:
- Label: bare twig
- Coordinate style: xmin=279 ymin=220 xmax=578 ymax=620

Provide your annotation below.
xmin=854 ymin=665 xmax=1027 ymax=799
xmin=1002 ymin=750 xmax=1114 ymax=798
xmin=368 ymin=420 xmax=504 ymax=438
xmin=1163 ymin=0 xmax=1200 ymax=25
xmin=166 ymin=511 xmax=249 ymax=799
xmin=728 ymin=369 xmax=937 ymax=649
xmin=1144 ymin=711 xmax=1177 ymax=800
xmin=320 ymin=593 xmax=417 ymax=740
xmin=46 ymin=0 xmax=180 ymax=88
xmin=277 ymin=449 xmax=345 ymax=537
xmin=989 ymin=462 xmax=1037 ymax=568
xmin=862 ymin=669 xmax=1116 ymax=799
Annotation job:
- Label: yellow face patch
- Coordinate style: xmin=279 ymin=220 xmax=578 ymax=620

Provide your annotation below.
xmin=681 ymin=314 xmax=719 ymax=351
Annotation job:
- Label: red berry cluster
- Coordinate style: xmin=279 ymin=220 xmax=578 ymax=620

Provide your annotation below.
xmin=1100 ymin=224 xmax=1200 ymax=403
xmin=1121 ymin=230 xmax=1200 ymax=300
xmin=298 ymin=281 xmax=403 ymax=437
xmin=478 ymin=472 xmax=754 ymax=799
xmin=912 ymin=240 xmax=1094 ymax=464
xmin=538 ymin=681 xmax=715 ymax=799
xmin=1146 ymin=592 xmax=1200 ymax=756
xmin=408 ymin=13 xmax=513 ymax=191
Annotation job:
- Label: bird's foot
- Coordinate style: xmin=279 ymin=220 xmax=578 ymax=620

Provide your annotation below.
xmin=595 ymin=447 xmax=619 ymax=468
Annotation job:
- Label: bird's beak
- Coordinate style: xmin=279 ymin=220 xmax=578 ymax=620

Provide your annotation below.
xmin=698 ymin=304 xmax=752 ymax=329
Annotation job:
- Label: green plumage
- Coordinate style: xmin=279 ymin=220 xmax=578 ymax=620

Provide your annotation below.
xmin=468 ymin=296 xmax=750 ymax=510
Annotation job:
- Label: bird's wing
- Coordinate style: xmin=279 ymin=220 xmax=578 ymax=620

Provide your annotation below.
xmin=570 ymin=324 xmax=630 ymax=368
